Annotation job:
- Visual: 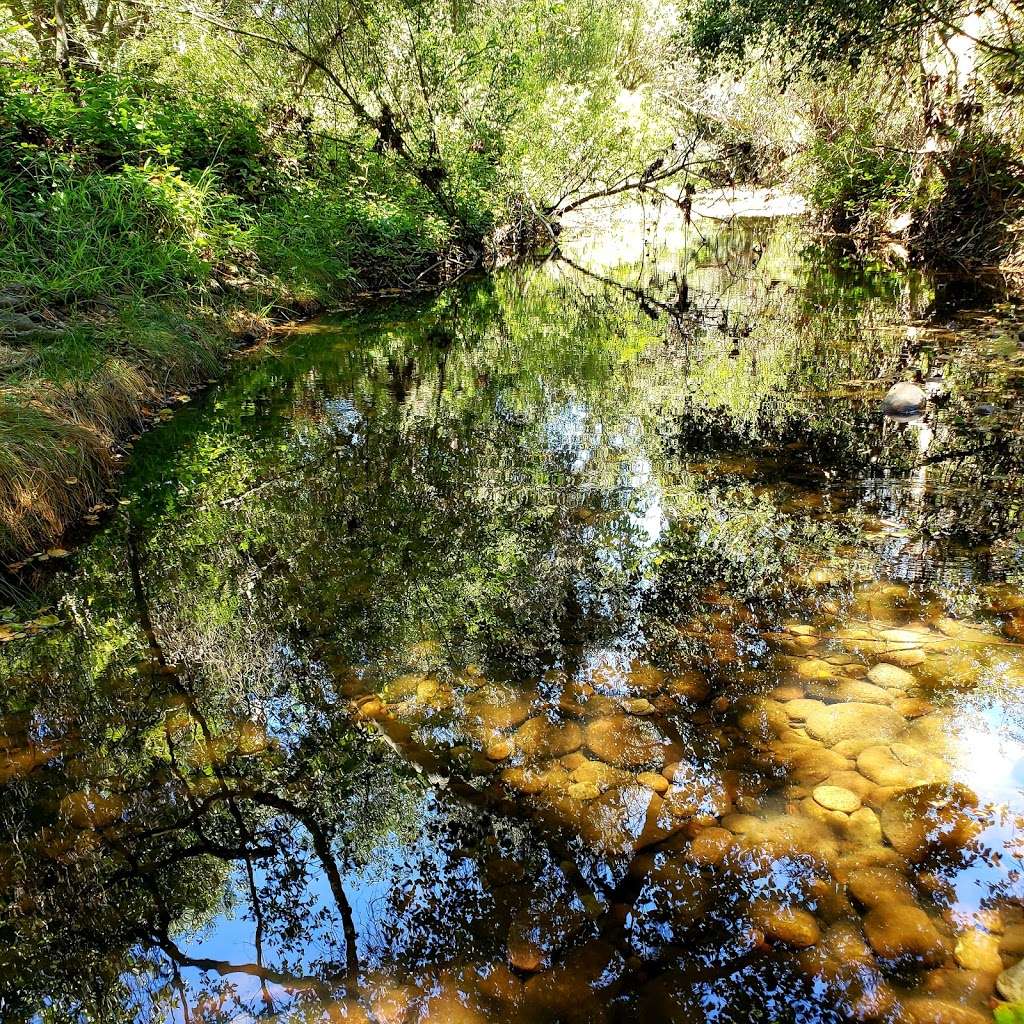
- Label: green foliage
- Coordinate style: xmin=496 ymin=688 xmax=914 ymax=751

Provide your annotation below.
xmin=2 ymin=166 xmax=249 ymax=302
xmin=804 ymin=126 xmax=917 ymax=231
xmin=0 ymin=63 xmax=273 ymax=200
xmin=683 ymin=0 xmax=937 ymax=70
xmin=254 ymin=166 xmax=453 ymax=296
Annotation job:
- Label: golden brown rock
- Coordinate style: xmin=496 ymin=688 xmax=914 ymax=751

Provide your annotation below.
xmin=901 ymin=997 xmax=991 ymax=1024
xmin=813 ymin=784 xmax=862 ymax=813
xmin=636 ymin=771 xmax=669 ymax=794
xmin=784 ymin=698 xmax=826 ymax=721
xmin=687 ymin=827 xmax=735 ymax=865
xmin=857 ymin=743 xmax=947 ymax=788
xmin=862 ymin=903 xmax=948 ymax=964
xmin=866 ymin=663 xmax=916 ymax=689
xmin=889 ymin=648 xmax=926 ymax=667
xmin=485 ymin=739 xmax=513 ymax=761
xmin=844 ymin=806 xmax=884 ymax=845
xmin=749 ymin=899 xmax=821 ymax=948
xmin=666 ymin=671 xmax=710 ymax=702
xmin=584 ymin=715 xmax=668 ymax=770
xmin=880 ymin=783 xmax=979 ymax=862
xmin=513 ymin=717 xmax=583 ymax=760
xmin=468 ymin=686 xmax=533 ymax=731
xmin=804 ymin=703 xmax=904 ymax=747
xmin=626 ymin=662 xmax=668 ymax=695
xmin=834 ymin=680 xmax=892 ymax=704
xmin=797 ymin=921 xmax=896 ymax=1022
xmin=894 ymin=697 xmax=934 ymax=719
xmin=953 ymin=929 xmax=1002 ymax=974
xmin=845 ymin=866 xmax=917 ymax=908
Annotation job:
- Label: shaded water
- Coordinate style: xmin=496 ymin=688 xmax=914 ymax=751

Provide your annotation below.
xmin=4 ymin=213 xmax=1024 ymax=1023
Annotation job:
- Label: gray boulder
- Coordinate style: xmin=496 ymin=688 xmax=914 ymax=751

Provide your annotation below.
xmin=997 ymin=957 xmax=1024 ymax=1002
xmin=882 ymin=381 xmax=927 ymax=417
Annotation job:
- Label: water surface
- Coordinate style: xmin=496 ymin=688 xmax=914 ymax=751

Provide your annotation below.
xmin=3 ymin=213 xmax=1024 ymax=1023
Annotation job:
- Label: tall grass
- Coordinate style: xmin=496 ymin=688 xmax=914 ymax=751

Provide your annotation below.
xmin=0 ymin=64 xmax=461 ymax=560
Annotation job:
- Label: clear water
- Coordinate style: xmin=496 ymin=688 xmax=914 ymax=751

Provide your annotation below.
xmin=3 ymin=212 xmax=1024 ymax=1024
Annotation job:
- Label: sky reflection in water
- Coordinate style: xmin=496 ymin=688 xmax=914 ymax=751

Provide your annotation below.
xmin=3 ymin=212 xmax=1024 ymax=1023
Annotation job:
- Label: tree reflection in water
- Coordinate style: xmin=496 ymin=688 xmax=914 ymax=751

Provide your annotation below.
xmin=3 ymin=216 xmax=1024 ymax=1023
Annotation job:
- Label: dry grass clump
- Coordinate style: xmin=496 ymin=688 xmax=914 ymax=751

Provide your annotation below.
xmin=0 ymin=323 xmax=227 ymax=561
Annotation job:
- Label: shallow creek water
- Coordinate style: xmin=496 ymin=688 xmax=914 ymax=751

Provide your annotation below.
xmin=4 ymin=213 xmax=1024 ymax=1024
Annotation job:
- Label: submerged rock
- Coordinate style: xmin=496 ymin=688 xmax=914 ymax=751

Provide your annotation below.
xmin=902 ymin=998 xmax=991 ymax=1024
xmin=862 ymin=902 xmax=948 ymax=964
xmin=845 ymin=866 xmax=917 ymax=908
xmin=953 ymin=929 xmax=1002 ymax=974
xmin=866 ymin=662 xmax=916 ymax=689
xmin=813 ymin=784 xmax=861 ymax=813
xmin=513 ymin=717 xmax=583 ymax=760
xmin=804 ymin=702 xmax=904 ymax=747
xmin=584 ymin=715 xmax=668 ymax=770
xmin=880 ymin=782 xmax=979 ymax=862
xmin=798 ymin=922 xmax=896 ymax=1022
xmin=749 ymin=899 xmax=821 ymax=948
xmin=882 ymin=381 xmax=927 ymax=417
xmin=857 ymin=743 xmax=948 ymax=788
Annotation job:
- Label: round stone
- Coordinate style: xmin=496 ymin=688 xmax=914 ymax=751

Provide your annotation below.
xmin=863 ymin=903 xmax=947 ymax=964
xmin=882 ymin=381 xmax=927 ymax=417
xmin=857 ymin=743 xmax=947 ymax=788
xmin=584 ymin=715 xmax=668 ymax=770
xmin=824 ymin=770 xmax=875 ymax=799
xmin=804 ymin=703 xmax=904 ymax=747
xmin=879 ymin=628 xmax=925 ymax=646
xmin=502 ymin=766 xmax=548 ymax=794
xmin=666 ymin=671 xmax=710 ymax=702
xmin=513 ymin=717 xmax=583 ymax=760
xmin=894 ymin=697 xmax=934 ymax=719
xmin=880 ymin=782 xmax=978 ymax=862
xmin=834 ymin=680 xmax=892 ymax=704
xmin=770 ymin=684 xmax=805 ymax=701
xmin=568 ymin=758 xmax=631 ymax=791
xmin=636 ymin=771 xmax=669 ymax=794
xmin=889 ymin=648 xmax=926 ymax=667
xmin=797 ymin=659 xmax=835 ymax=680
xmin=784 ymin=698 xmax=826 ymax=721
xmin=813 ymin=784 xmax=861 ymax=813
xmin=1001 ymin=925 xmax=1024 ymax=958
xmin=622 ymin=698 xmax=655 ymax=715
xmin=954 ymin=929 xmax=1002 ymax=974
xmin=786 ymin=623 xmax=818 ymax=636
xmin=844 ymin=806 xmax=883 ymax=845
xmin=797 ymin=922 xmax=896 ymax=1021
xmin=749 ymin=899 xmax=821 ymax=948
xmin=469 ymin=686 xmax=533 ymax=731
xmin=997 ymin=957 xmax=1024 ymax=1002
xmin=901 ymin=998 xmax=991 ymax=1024
xmin=625 ymin=663 xmax=668 ymax=696
xmin=687 ymin=827 xmax=735 ymax=865
xmin=866 ymin=663 xmax=916 ymax=689
xmin=486 ymin=739 xmax=513 ymax=761
xmin=845 ymin=866 xmax=917 ymax=908
xmin=721 ymin=812 xmax=761 ymax=834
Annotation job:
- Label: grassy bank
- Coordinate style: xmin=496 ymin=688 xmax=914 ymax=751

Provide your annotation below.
xmin=0 ymin=63 xmax=468 ymax=562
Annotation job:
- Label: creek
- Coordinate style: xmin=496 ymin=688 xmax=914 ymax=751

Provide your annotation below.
xmin=3 ymin=210 xmax=1024 ymax=1024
